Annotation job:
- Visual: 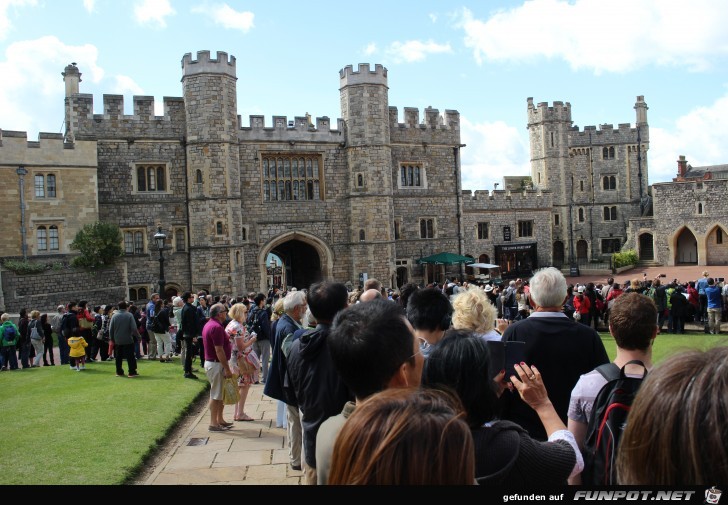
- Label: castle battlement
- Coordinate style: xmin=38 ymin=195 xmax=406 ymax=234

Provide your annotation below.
xmin=388 ymin=107 xmax=460 ymax=145
xmin=462 ymin=188 xmax=553 ymax=211
xmin=0 ymin=129 xmax=96 ymax=165
xmin=182 ymin=50 xmax=236 ymax=78
xmin=67 ymin=93 xmax=187 ymax=139
xmin=238 ymin=115 xmax=344 ymax=142
xmin=1 ymin=129 xmax=64 ymax=146
xmin=387 ymin=106 xmax=459 ymax=129
xmin=568 ymin=122 xmax=645 ymax=147
xmin=339 ymin=63 xmax=387 ymax=87
xmin=527 ymin=97 xmax=572 ymax=124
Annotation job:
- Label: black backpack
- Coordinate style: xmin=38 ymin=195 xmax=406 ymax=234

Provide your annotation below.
xmin=246 ymin=307 xmax=263 ymax=336
xmin=581 ymin=360 xmax=648 ymax=485
xmin=151 ymin=311 xmax=164 ymax=333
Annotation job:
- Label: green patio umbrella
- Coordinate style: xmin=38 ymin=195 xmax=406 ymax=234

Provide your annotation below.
xmin=416 ymin=252 xmax=475 ymax=265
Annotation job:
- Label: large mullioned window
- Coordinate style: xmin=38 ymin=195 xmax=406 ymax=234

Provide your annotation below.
xmin=263 ymin=155 xmax=322 ymax=201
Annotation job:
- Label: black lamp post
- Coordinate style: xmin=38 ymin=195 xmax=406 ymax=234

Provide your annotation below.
xmin=154 ymin=226 xmax=166 ymax=297
xmin=636 ymin=125 xmax=644 ymax=215
xmin=17 ymin=166 xmax=28 ymax=260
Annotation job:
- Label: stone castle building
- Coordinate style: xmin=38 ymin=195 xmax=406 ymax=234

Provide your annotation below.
xmin=1 ymin=49 xmax=726 ymax=309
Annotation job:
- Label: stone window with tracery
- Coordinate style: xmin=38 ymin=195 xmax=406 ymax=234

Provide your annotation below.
xmin=134 ymin=163 xmax=168 ymax=193
xmin=262 ymin=154 xmax=323 ymax=201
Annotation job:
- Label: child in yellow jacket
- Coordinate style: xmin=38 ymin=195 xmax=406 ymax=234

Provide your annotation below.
xmin=68 ymin=328 xmax=88 ymax=371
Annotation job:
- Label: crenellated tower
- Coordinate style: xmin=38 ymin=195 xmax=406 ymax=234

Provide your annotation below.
xmin=527 ymin=95 xmax=649 ymax=264
xmin=182 ymin=50 xmax=244 ymax=294
xmin=339 ymin=63 xmax=395 ymax=284
xmin=527 ymin=98 xmax=573 ymax=203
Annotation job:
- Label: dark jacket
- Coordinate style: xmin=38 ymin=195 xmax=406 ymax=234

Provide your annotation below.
xmin=61 ymin=310 xmax=79 ymax=338
xmin=247 ymin=305 xmax=272 ymax=340
xmin=156 ymin=306 xmax=171 ymax=332
xmin=195 ymin=305 xmax=209 ymax=334
xmin=180 ymin=302 xmax=199 ymax=338
xmin=263 ymin=313 xmax=301 ymax=406
xmin=18 ymin=316 xmax=29 ymax=345
xmin=500 ymin=313 xmax=609 ymax=441
xmin=670 ymin=290 xmax=688 ymax=316
xmin=286 ymin=323 xmax=353 ymax=468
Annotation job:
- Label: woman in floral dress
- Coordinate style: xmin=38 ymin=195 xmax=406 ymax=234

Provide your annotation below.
xmin=226 ymin=303 xmax=259 ymax=422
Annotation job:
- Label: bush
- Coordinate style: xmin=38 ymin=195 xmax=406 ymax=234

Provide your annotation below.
xmin=612 ymin=249 xmax=638 ymax=269
xmin=1 ymin=259 xmax=48 ymax=274
xmin=70 ymin=222 xmax=124 ymax=269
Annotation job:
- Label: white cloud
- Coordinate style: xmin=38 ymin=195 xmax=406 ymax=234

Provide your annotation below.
xmin=647 ymin=93 xmax=728 ymax=184
xmin=82 ymin=0 xmax=96 ymax=13
xmin=112 ymin=75 xmax=144 ymax=95
xmin=0 ymin=36 xmax=103 ymax=137
xmin=134 ymin=0 xmax=175 ymax=28
xmin=385 ymin=40 xmax=452 ymax=64
xmin=191 ymin=3 xmax=254 ymax=32
xmin=429 ymin=13 xmax=437 ymax=23
xmin=459 ymin=116 xmax=530 ymax=192
xmin=0 ymin=0 xmax=37 ymax=40
xmin=457 ymin=0 xmax=728 ymax=73
xmin=111 ymin=75 xmax=166 ymax=116
xmin=363 ymin=42 xmax=377 ymax=56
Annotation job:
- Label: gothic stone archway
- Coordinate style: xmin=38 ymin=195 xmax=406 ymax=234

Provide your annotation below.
xmin=258 ymin=231 xmax=334 ymax=292
xmin=675 ymin=228 xmax=698 ymax=265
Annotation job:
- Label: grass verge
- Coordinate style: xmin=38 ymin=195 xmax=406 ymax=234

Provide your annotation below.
xmin=0 ymin=358 xmax=207 ymax=485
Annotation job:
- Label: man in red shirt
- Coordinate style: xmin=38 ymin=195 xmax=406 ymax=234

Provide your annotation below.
xmin=202 ymin=303 xmax=234 ymax=432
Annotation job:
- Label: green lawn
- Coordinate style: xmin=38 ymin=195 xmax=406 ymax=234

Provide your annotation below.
xmin=599 ymin=330 xmax=728 ymax=363
xmin=0 ymin=358 xmax=207 ymax=485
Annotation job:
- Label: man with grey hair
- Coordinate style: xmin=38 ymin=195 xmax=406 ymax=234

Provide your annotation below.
xmin=500 ymin=267 xmax=609 ymax=441
xmin=264 ymin=290 xmax=308 ymax=471
xmin=202 ymin=303 xmax=234 ymax=432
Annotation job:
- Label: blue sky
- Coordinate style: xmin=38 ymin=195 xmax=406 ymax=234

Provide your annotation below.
xmin=2 ymin=0 xmax=728 ymax=192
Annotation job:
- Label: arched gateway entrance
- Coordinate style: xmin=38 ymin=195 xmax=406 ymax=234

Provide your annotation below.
xmin=258 ymin=231 xmax=333 ymax=292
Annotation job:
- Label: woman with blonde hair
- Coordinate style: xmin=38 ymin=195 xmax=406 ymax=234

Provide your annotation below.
xmin=226 ymin=303 xmax=259 ymax=422
xmin=451 ymin=287 xmax=506 ymax=341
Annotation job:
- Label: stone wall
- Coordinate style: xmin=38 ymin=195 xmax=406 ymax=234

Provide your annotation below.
xmin=1 ymin=263 xmax=127 ymax=313
xmin=650 ymin=179 xmax=728 ymax=266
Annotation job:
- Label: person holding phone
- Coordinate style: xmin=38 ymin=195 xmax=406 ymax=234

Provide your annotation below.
xmin=422 ymin=330 xmax=583 ymax=485
xmin=500 ymin=267 xmax=609 ymax=441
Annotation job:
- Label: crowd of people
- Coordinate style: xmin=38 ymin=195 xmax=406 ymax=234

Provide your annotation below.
xmin=0 ymin=290 xmax=278 ymax=377
xmin=1 ymin=269 xmax=726 ymax=485
xmin=196 ymin=271 xmax=727 ymax=485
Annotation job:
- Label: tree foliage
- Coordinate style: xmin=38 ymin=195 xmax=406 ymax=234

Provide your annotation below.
xmin=612 ymin=249 xmax=638 ymax=269
xmin=70 ymin=222 xmax=124 ymax=269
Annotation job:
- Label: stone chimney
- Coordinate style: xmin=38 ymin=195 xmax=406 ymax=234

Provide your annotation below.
xmin=677 ymin=155 xmax=688 ymax=178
